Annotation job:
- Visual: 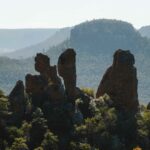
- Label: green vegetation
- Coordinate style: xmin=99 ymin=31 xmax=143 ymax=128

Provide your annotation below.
xmin=0 ymin=87 xmax=149 ymax=150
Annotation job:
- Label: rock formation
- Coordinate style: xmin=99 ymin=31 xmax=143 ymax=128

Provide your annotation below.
xmin=9 ymin=80 xmax=25 ymax=112
xmin=9 ymin=80 xmax=26 ymax=124
xmin=25 ymin=74 xmax=47 ymax=94
xmin=96 ymin=49 xmax=139 ymax=111
xmin=25 ymin=74 xmax=47 ymax=107
xmin=10 ymin=49 xmax=139 ymax=113
xmin=35 ymin=53 xmax=50 ymax=78
xmin=46 ymin=65 xmax=65 ymax=102
xmin=26 ymin=53 xmax=65 ymax=105
xmin=58 ymin=48 xmax=77 ymax=100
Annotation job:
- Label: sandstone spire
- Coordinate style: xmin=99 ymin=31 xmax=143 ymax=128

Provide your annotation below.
xmin=96 ymin=49 xmax=139 ymax=111
xmin=58 ymin=48 xmax=77 ymax=100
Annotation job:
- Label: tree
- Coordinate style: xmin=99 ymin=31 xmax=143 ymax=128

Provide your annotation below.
xmin=41 ymin=130 xmax=58 ymax=150
xmin=10 ymin=137 xmax=29 ymax=150
xmin=29 ymin=108 xmax=48 ymax=149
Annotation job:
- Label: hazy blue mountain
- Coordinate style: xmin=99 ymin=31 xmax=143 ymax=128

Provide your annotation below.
xmin=0 ymin=28 xmax=58 ymax=54
xmin=0 ymin=19 xmax=150 ymax=104
xmin=70 ymin=19 xmax=148 ymax=53
xmin=0 ymin=56 xmax=34 ymax=93
xmin=139 ymin=25 xmax=150 ymax=38
xmin=73 ymin=20 xmax=150 ymax=104
xmin=4 ymin=27 xmax=71 ymax=59
xmin=47 ymin=19 xmax=150 ymax=103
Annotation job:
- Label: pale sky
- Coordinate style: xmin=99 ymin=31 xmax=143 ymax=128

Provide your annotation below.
xmin=0 ymin=0 xmax=149 ymax=29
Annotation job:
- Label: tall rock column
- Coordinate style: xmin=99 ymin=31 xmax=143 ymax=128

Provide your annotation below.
xmin=96 ymin=49 xmax=139 ymax=111
xmin=58 ymin=48 xmax=77 ymax=100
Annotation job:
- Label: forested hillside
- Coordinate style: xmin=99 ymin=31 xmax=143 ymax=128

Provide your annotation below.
xmin=0 ymin=57 xmax=34 ymax=93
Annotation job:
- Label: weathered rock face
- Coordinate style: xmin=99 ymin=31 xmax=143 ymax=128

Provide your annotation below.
xmin=34 ymin=53 xmax=63 ymax=85
xmin=46 ymin=65 xmax=65 ymax=102
xmin=26 ymin=53 xmax=65 ymax=104
xmin=96 ymin=49 xmax=139 ymax=111
xmin=25 ymin=74 xmax=47 ymax=95
xmin=58 ymin=48 xmax=77 ymax=100
xmin=25 ymin=74 xmax=47 ymax=107
xmin=9 ymin=80 xmax=26 ymax=122
xmin=47 ymin=65 xmax=62 ymax=86
xmin=35 ymin=53 xmax=50 ymax=76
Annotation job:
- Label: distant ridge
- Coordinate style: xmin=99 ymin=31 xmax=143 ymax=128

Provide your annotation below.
xmin=4 ymin=27 xmax=71 ymax=59
xmin=0 ymin=28 xmax=58 ymax=54
xmin=139 ymin=25 xmax=150 ymax=38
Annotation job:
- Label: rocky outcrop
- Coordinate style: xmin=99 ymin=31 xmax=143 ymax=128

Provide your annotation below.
xmin=10 ymin=49 xmax=139 ymax=113
xmin=25 ymin=74 xmax=47 ymax=107
xmin=7 ymin=48 xmax=140 ymax=147
xmin=96 ymin=49 xmax=139 ymax=111
xmin=9 ymin=80 xmax=26 ymax=124
xmin=25 ymin=74 xmax=47 ymax=95
xmin=46 ymin=65 xmax=65 ymax=102
xmin=58 ymin=49 xmax=77 ymax=100
xmin=9 ymin=80 xmax=25 ymax=113
xmin=35 ymin=53 xmax=50 ymax=77
xmin=26 ymin=53 xmax=65 ymax=105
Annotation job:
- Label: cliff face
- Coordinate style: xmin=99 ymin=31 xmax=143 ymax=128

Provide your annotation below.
xmin=96 ymin=49 xmax=139 ymax=111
